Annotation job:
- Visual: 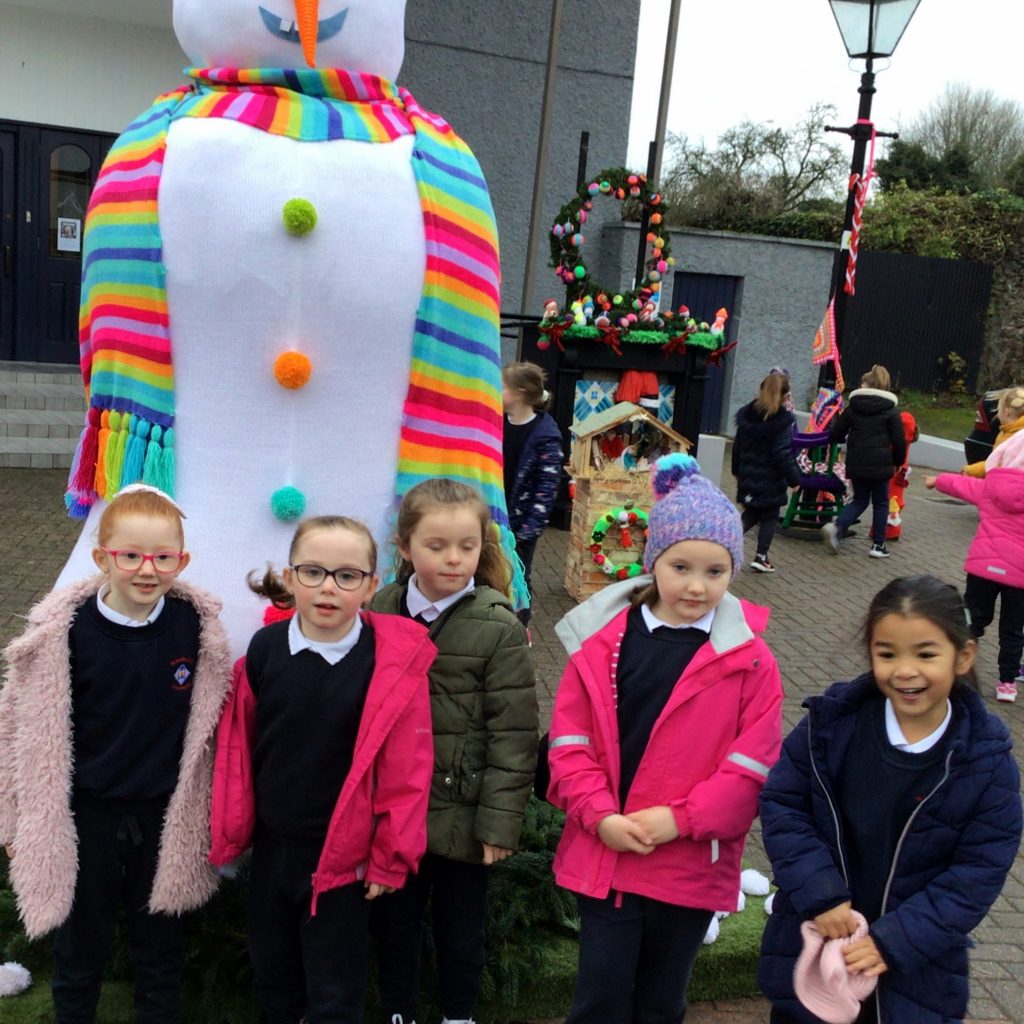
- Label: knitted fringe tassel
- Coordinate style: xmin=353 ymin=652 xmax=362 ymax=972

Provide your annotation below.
xmin=65 ymin=410 xmax=171 ymax=518
xmin=104 ymin=412 xmax=128 ymax=498
xmin=143 ymin=426 xmax=175 ymax=496
xmin=68 ymin=407 xmax=101 ymax=499
xmin=120 ymin=418 xmax=150 ymax=487
xmin=93 ymin=410 xmax=112 ymax=499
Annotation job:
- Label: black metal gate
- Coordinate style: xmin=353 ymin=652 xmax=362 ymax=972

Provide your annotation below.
xmin=836 ymin=250 xmax=992 ymax=393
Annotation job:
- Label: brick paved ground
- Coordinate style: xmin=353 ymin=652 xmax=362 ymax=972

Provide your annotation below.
xmin=2 ymin=466 xmax=1022 ymax=1023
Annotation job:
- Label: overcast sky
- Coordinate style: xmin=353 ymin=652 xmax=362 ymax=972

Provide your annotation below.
xmin=627 ymin=0 xmax=1024 ymax=170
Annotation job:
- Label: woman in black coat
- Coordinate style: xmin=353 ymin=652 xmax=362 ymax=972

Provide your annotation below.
xmin=732 ymin=371 xmax=801 ymax=573
xmin=823 ymin=365 xmax=906 ymax=560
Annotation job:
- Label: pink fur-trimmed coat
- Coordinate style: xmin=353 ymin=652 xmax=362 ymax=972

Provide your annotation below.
xmin=0 ymin=577 xmax=232 ymax=938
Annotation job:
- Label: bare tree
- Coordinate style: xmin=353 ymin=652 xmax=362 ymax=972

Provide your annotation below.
xmin=662 ymin=104 xmax=846 ymax=228
xmin=901 ymin=82 xmax=1024 ymax=189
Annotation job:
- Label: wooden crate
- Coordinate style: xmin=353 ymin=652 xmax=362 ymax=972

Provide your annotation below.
xmin=564 ymin=473 xmax=652 ymax=602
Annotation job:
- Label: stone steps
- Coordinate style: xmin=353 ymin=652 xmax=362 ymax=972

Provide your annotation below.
xmin=0 ymin=362 xmax=85 ymax=468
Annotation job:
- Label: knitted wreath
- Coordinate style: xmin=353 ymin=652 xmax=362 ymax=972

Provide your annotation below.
xmin=546 ymin=167 xmax=671 ymax=332
xmin=590 ymin=504 xmax=649 ymax=580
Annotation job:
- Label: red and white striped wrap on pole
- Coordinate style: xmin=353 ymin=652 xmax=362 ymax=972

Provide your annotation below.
xmin=843 ymin=119 xmax=877 ymax=297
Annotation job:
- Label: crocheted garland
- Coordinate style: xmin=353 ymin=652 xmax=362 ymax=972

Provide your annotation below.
xmin=590 ymin=504 xmax=649 ymax=580
xmin=539 ymin=167 xmax=736 ymax=363
xmin=546 ymin=166 xmax=671 ymax=330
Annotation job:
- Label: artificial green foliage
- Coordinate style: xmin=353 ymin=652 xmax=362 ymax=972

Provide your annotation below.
xmin=0 ymin=807 xmax=768 ymax=1023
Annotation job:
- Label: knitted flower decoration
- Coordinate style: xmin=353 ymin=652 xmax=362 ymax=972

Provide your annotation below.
xmin=644 ymin=452 xmax=744 ymax=575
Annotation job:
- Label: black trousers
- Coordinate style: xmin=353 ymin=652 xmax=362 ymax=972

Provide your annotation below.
xmin=964 ymin=573 xmax=1024 ymax=683
xmin=741 ymin=505 xmax=780 ymax=557
xmin=565 ymin=892 xmax=713 ymax=1024
xmin=371 ymin=853 xmax=489 ymax=1022
xmin=248 ymin=835 xmax=370 ymax=1024
xmin=836 ymin=477 xmax=890 ymax=546
xmin=514 ymin=533 xmax=538 ymax=626
xmin=52 ymin=794 xmax=183 ymax=1024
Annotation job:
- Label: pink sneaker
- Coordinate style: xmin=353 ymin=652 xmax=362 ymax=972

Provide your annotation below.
xmin=996 ymin=681 xmax=1017 ymax=703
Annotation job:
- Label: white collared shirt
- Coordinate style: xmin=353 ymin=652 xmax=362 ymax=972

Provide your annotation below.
xmin=96 ymin=584 xmax=165 ymax=627
xmin=641 ymin=603 xmax=716 ymax=634
xmin=406 ymin=574 xmax=476 ymax=623
xmin=288 ymin=611 xmax=362 ymax=665
xmin=885 ymin=698 xmax=953 ymax=753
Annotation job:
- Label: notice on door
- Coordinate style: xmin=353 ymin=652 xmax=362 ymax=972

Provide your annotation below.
xmin=57 ymin=217 xmax=81 ymax=253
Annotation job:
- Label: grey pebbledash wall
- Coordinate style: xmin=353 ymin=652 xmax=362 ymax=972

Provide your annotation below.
xmin=402 ymin=0 xmax=641 ymax=328
xmin=599 ymin=222 xmax=838 ymax=433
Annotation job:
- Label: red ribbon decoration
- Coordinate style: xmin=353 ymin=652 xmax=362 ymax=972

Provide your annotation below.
xmin=538 ymin=323 xmax=567 ymax=352
xmin=596 ymin=324 xmax=623 ymax=356
xmin=662 ymin=333 xmax=689 ymax=358
xmin=707 ymin=340 xmax=739 ymax=367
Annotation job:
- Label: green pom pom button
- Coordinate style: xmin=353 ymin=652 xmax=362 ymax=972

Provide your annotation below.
xmin=271 ymin=486 xmax=306 ymax=521
xmin=282 ymin=198 xmax=318 ymax=237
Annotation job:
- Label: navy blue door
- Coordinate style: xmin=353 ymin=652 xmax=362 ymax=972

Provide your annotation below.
xmin=671 ymin=271 xmax=741 ymax=433
xmin=0 ymin=129 xmax=14 ymax=361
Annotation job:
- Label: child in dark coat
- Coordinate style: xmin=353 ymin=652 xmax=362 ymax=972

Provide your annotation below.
xmin=759 ymin=575 xmax=1022 ymax=1024
xmin=502 ymin=361 xmax=564 ymax=625
xmin=732 ymin=370 xmax=801 ymax=573
xmin=823 ymin=365 xmax=906 ymax=559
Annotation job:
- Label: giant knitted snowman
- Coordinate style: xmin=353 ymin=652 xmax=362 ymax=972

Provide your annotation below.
xmin=56 ymin=0 xmax=521 ymax=653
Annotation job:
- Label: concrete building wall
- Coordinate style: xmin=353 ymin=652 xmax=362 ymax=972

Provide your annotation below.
xmin=601 ymin=223 xmax=838 ymax=433
xmin=0 ymin=2 xmax=184 ymax=134
xmin=1 ymin=0 xmax=640 ymax=344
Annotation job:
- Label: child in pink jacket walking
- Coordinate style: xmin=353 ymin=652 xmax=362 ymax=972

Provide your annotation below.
xmin=547 ymin=454 xmax=784 ymax=1024
xmin=926 ymin=459 xmax=1024 ymax=702
xmin=209 ymin=515 xmax=435 ymax=1024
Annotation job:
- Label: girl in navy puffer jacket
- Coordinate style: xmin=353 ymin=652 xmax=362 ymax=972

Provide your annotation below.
xmin=732 ymin=371 xmax=801 ymax=573
xmin=759 ymin=575 xmax=1022 ymax=1024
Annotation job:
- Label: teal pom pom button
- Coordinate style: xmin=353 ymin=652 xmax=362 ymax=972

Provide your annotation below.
xmin=271 ymin=486 xmax=306 ymax=521
xmin=282 ymin=198 xmax=318 ymax=237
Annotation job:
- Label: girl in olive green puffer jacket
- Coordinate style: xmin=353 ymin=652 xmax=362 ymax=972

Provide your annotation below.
xmin=369 ymin=479 xmax=538 ymax=1024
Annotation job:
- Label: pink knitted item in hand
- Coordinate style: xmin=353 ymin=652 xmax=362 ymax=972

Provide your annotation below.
xmin=793 ymin=910 xmax=878 ymax=1024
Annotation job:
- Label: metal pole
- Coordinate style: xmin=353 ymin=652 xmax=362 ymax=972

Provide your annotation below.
xmin=819 ymin=59 xmax=876 ymax=388
xmin=520 ymin=0 xmax=565 ymax=317
xmin=651 ymin=0 xmax=683 ymax=185
xmin=634 ymin=140 xmax=657 ymax=288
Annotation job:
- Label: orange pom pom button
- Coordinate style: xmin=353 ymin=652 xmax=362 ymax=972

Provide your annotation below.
xmin=274 ymin=351 xmax=313 ymax=389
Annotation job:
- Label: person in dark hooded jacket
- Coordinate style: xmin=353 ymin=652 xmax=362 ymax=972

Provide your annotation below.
xmin=823 ymin=365 xmax=906 ymax=559
xmin=732 ymin=371 xmax=801 ymax=573
xmin=759 ymin=575 xmax=1021 ymax=1024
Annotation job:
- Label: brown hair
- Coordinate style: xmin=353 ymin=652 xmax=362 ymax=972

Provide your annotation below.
xmin=860 ymin=364 xmax=892 ymax=391
xmin=502 ymin=361 xmax=549 ymax=413
xmin=393 ymin=478 xmax=511 ymax=594
xmin=997 ymin=386 xmax=1024 ymax=425
xmin=97 ymin=487 xmax=185 ymax=547
xmin=248 ymin=515 xmax=378 ymax=609
xmin=861 ymin=574 xmax=978 ymax=692
xmin=752 ymin=372 xmax=791 ymax=420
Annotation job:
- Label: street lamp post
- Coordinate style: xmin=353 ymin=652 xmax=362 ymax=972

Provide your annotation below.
xmin=821 ymin=0 xmax=922 ymax=387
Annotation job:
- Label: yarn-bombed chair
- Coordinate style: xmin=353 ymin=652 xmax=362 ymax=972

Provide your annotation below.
xmin=780 ymin=430 xmax=846 ymax=529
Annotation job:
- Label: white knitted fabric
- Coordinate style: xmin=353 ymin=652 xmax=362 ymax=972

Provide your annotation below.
xmin=55 ymin=1 xmax=432 ymax=655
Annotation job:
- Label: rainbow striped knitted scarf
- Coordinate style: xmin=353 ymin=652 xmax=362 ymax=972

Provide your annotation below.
xmin=67 ymin=66 xmax=525 ymax=605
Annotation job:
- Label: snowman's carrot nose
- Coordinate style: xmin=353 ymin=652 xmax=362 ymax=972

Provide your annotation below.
xmin=295 ymin=0 xmax=319 ymax=68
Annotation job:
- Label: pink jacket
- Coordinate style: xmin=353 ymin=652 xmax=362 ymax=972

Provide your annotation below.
xmin=547 ymin=588 xmax=783 ymax=912
xmin=934 ymin=468 xmax=1024 ymax=589
xmin=0 ymin=578 xmax=232 ymax=938
xmin=209 ymin=611 xmax=435 ymax=911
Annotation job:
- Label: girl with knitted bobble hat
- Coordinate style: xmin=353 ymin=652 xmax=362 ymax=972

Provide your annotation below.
xmin=547 ymin=452 xmax=785 ymax=1024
